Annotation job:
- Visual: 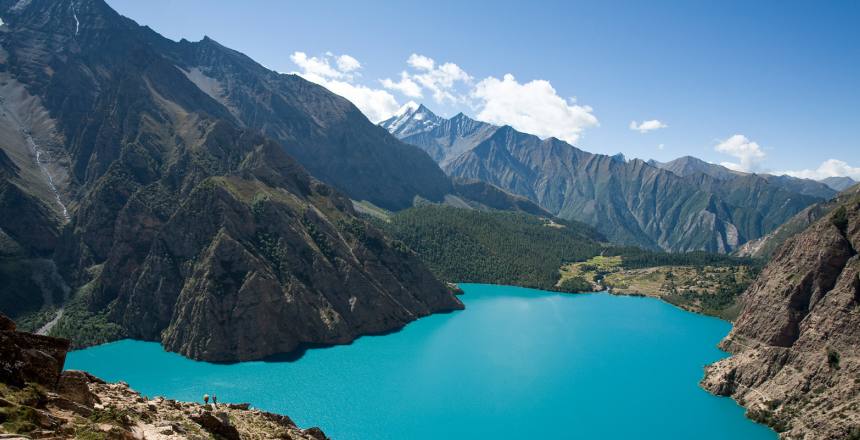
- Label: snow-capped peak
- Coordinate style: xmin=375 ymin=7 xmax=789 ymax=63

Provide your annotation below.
xmin=379 ymin=102 xmax=442 ymax=138
xmin=395 ymin=101 xmax=420 ymax=117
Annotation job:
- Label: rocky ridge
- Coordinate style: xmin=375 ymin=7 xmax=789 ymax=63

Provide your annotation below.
xmin=701 ymin=190 xmax=860 ymax=439
xmin=382 ymin=105 xmax=831 ymax=253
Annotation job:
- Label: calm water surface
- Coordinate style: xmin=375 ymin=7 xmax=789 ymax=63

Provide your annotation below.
xmin=67 ymin=284 xmax=775 ymax=439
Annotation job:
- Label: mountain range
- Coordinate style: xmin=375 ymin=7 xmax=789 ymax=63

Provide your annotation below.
xmin=0 ymin=0 xmax=466 ymax=361
xmin=381 ymin=104 xmax=838 ymax=253
xmin=0 ymin=1 xmax=856 ymax=438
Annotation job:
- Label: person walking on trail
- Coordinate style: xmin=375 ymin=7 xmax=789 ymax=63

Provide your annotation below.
xmin=213 ymin=395 xmax=218 ymax=406
xmin=203 ymin=394 xmax=210 ymax=405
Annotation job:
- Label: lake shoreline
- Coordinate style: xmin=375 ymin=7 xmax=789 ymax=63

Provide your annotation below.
xmin=66 ymin=284 xmax=776 ymax=439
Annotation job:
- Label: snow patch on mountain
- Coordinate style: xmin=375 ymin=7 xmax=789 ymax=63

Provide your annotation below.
xmin=378 ymin=101 xmax=443 ymax=138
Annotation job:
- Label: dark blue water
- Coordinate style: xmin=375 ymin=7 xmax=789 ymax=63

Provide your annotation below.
xmin=66 ymin=284 xmax=774 ymax=439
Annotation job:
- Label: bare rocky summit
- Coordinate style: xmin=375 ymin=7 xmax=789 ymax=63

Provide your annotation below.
xmin=701 ymin=191 xmax=860 ymax=439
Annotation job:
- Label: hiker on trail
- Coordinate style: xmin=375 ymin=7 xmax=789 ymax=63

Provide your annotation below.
xmin=203 ymin=394 xmax=210 ymax=405
xmin=213 ymin=395 xmax=218 ymax=406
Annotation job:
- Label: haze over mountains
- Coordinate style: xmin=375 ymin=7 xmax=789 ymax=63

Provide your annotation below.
xmin=381 ymin=104 xmax=840 ymax=253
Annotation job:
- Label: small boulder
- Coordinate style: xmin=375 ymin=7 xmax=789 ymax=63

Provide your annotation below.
xmin=302 ymin=427 xmax=329 ymax=440
xmin=58 ymin=370 xmax=98 ymax=406
xmin=46 ymin=395 xmax=94 ymax=417
xmin=190 ymin=411 xmax=240 ymax=440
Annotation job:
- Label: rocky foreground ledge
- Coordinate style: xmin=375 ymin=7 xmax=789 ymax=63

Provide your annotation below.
xmin=0 ymin=314 xmax=329 ymax=439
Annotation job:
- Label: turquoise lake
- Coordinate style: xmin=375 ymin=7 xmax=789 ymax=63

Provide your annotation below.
xmin=66 ymin=284 xmax=775 ymax=439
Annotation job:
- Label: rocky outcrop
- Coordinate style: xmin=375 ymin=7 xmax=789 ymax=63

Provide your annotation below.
xmin=0 ymin=314 xmax=329 ymax=439
xmin=701 ymin=194 xmax=860 ymax=439
xmin=0 ymin=314 xmax=69 ymax=389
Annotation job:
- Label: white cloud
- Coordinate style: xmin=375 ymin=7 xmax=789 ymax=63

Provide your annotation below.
xmin=319 ymin=81 xmax=400 ymax=123
xmin=380 ymin=71 xmax=423 ymax=98
xmin=629 ymin=119 xmax=668 ymax=133
xmin=657 ymin=143 xmax=665 ymax=150
xmin=472 ymin=74 xmax=598 ymax=144
xmin=381 ymin=54 xmax=472 ymax=104
xmin=290 ymin=51 xmax=599 ymax=141
xmin=714 ymin=134 xmax=766 ymax=172
xmin=778 ymin=159 xmax=860 ymax=180
xmin=289 ymin=51 xmax=399 ymax=123
xmin=290 ymin=51 xmax=348 ymax=80
xmin=407 ymin=54 xmax=435 ymax=71
xmin=410 ymin=57 xmax=472 ymax=104
xmin=336 ymin=54 xmax=361 ymax=73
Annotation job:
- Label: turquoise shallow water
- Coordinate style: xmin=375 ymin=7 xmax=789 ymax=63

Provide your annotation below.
xmin=66 ymin=284 xmax=775 ymax=439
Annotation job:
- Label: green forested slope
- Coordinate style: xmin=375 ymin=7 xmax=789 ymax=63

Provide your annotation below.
xmin=375 ymin=206 xmax=760 ymax=296
xmin=372 ymin=206 xmax=604 ymax=290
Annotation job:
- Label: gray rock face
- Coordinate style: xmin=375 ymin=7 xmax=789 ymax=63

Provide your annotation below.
xmin=702 ymin=193 xmax=860 ymax=439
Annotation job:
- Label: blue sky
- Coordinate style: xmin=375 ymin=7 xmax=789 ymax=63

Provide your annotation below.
xmin=107 ymin=0 xmax=860 ymax=179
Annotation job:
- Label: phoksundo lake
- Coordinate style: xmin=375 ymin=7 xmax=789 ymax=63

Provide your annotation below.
xmin=66 ymin=284 xmax=776 ymax=439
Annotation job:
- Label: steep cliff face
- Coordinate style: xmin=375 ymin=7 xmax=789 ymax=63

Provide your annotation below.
xmin=702 ymin=193 xmax=860 ymax=439
xmin=0 ymin=0 xmax=462 ymax=361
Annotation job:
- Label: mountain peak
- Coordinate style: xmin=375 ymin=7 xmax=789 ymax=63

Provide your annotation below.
xmin=819 ymin=175 xmax=858 ymax=192
xmin=415 ymin=102 xmax=433 ymax=113
xmin=655 ymin=155 xmax=744 ymax=180
xmin=379 ymin=102 xmax=442 ymax=137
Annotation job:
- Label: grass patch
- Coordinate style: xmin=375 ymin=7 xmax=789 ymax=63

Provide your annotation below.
xmin=560 ymin=256 xmax=756 ymax=318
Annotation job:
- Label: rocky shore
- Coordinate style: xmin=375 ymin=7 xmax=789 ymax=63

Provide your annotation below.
xmin=0 ymin=314 xmax=328 ymax=439
xmin=701 ymin=194 xmax=860 ymax=440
